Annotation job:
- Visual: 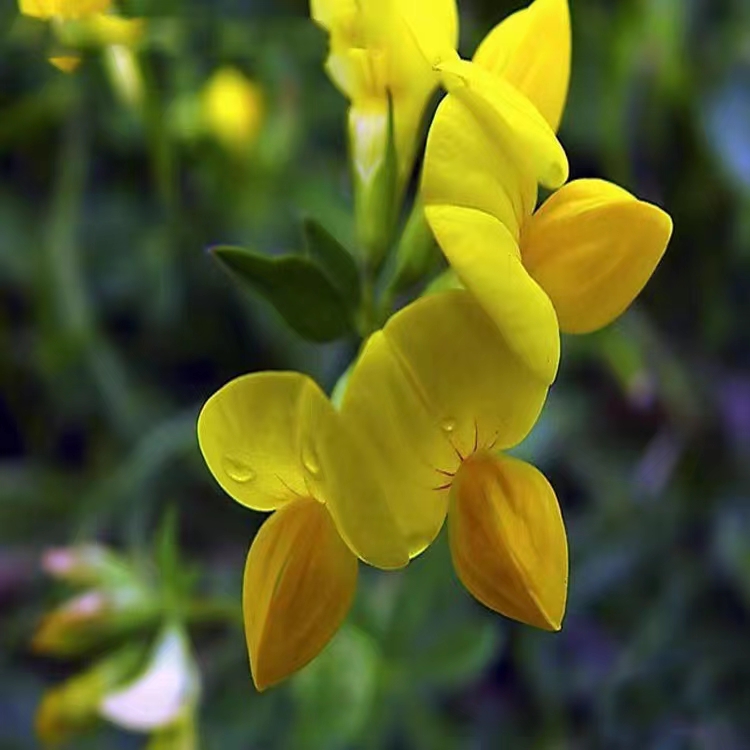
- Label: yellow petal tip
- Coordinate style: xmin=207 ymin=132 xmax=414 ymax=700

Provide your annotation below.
xmin=243 ymin=500 xmax=357 ymax=690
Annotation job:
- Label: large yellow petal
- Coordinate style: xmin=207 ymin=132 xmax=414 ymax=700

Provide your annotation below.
xmin=522 ymin=179 xmax=673 ymax=334
xmin=449 ymin=452 xmax=568 ymax=630
xmin=425 ymin=204 xmax=560 ymax=384
xmin=198 ymin=371 xmax=408 ymax=568
xmin=394 ymin=0 xmax=458 ymax=66
xmin=422 ymin=94 xmax=535 ymax=239
xmin=243 ymin=498 xmax=358 ymax=690
xmin=197 ymin=372 xmax=324 ymax=511
xmin=341 ymin=289 xmax=549 ymax=558
xmin=302 ymin=393 xmax=410 ymax=570
xmin=473 ymin=0 xmax=571 ymax=132
xmin=435 ymin=57 xmax=568 ymax=190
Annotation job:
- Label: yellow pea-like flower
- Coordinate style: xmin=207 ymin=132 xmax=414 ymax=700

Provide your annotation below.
xmin=201 ymin=67 xmax=265 ymax=154
xmin=49 ymin=54 xmax=82 ymax=72
xmin=423 ymin=0 xmax=673 ymax=385
xmin=197 ymin=372 xmax=408 ymax=689
xmin=311 ymin=0 xmax=458 ymax=185
xmin=341 ymin=289 xmax=568 ymax=629
xmin=19 ymin=0 xmax=110 ymax=20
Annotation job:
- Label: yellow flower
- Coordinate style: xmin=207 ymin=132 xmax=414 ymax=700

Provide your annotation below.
xmin=340 ymin=288 xmax=568 ymax=629
xmin=19 ymin=0 xmax=110 ymax=20
xmin=201 ymin=67 xmax=265 ymax=154
xmin=311 ymin=0 xmax=458 ymax=185
xmin=197 ymin=372 xmax=408 ymax=689
xmin=422 ymin=0 xmax=673 ymax=384
xmin=48 ymin=54 xmax=82 ymax=72
xmin=64 ymin=14 xmax=145 ymax=46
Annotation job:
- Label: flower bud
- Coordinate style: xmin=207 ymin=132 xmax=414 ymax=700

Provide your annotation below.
xmin=201 ymin=67 xmax=265 ymax=154
xmin=32 ymin=588 xmax=160 ymax=657
xmin=350 ymin=102 xmax=397 ymax=270
xmin=42 ymin=545 xmax=136 ymax=589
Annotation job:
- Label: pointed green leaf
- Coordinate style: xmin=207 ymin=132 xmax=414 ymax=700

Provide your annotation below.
xmin=211 ymin=246 xmax=353 ymax=342
xmin=302 ymin=218 xmax=361 ymax=309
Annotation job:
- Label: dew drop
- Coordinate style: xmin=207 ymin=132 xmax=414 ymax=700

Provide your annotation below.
xmin=441 ymin=418 xmax=456 ymax=434
xmin=302 ymin=443 xmax=322 ymax=478
xmin=222 ymin=454 xmax=256 ymax=483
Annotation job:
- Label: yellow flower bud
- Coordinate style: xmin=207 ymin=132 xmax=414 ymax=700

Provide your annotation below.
xmin=201 ymin=67 xmax=265 ymax=154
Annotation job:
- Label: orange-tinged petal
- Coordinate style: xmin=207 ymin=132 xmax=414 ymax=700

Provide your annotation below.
xmin=341 ymin=289 xmax=549 ymax=557
xmin=473 ymin=0 xmax=571 ymax=132
xmin=522 ymin=179 xmax=673 ymax=334
xmin=243 ymin=498 xmax=358 ymax=690
xmin=425 ymin=204 xmax=560 ymax=384
xmin=449 ymin=452 xmax=568 ymax=630
xmin=435 ymin=56 xmax=568 ymax=190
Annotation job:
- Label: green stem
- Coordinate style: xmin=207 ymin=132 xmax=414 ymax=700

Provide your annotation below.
xmin=186 ymin=599 xmax=243 ymax=627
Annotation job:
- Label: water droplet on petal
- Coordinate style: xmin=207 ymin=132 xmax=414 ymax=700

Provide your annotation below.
xmin=222 ymin=454 xmax=256 ymax=483
xmin=302 ymin=443 xmax=322 ymax=478
xmin=441 ymin=418 xmax=456 ymax=434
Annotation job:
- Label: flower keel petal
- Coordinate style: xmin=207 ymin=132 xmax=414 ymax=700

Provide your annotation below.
xmin=244 ymin=498 xmax=357 ymax=690
xmin=449 ymin=452 xmax=568 ymax=630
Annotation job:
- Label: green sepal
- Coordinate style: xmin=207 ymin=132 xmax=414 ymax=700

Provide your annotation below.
xmin=387 ymin=199 xmax=444 ymax=295
xmin=210 ymin=245 xmax=354 ymax=342
xmin=302 ymin=218 xmax=361 ymax=309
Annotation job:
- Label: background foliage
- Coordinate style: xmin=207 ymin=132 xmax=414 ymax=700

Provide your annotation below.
xmin=2 ymin=0 xmax=750 ymax=747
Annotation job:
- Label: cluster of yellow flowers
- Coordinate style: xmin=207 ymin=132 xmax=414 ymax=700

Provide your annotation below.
xmin=198 ymin=0 xmax=673 ymax=692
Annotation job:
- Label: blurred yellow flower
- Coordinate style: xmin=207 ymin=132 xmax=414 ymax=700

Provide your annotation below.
xmin=422 ymin=0 xmax=673 ymax=384
xmin=79 ymin=13 xmax=144 ymax=45
xmin=48 ymin=54 xmax=81 ymax=72
xmin=19 ymin=0 xmax=110 ymax=20
xmin=201 ymin=67 xmax=265 ymax=153
xmin=197 ymin=372 xmax=408 ymax=689
xmin=341 ymin=289 xmax=568 ymax=630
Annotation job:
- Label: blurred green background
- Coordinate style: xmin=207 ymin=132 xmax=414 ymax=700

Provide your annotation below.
xmin=2 ymin=0 xmax=750 ymax=747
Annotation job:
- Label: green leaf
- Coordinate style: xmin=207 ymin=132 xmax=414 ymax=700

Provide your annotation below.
xmin=211 ymin=246 xmax=354 ymax=343
xmin=408 ymin=619 xmax=502 ymax=689
xmin=302 ymin=218 xmax=361 ymax=309
xmin=291 ymin=625 xmax=379 ymax=749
